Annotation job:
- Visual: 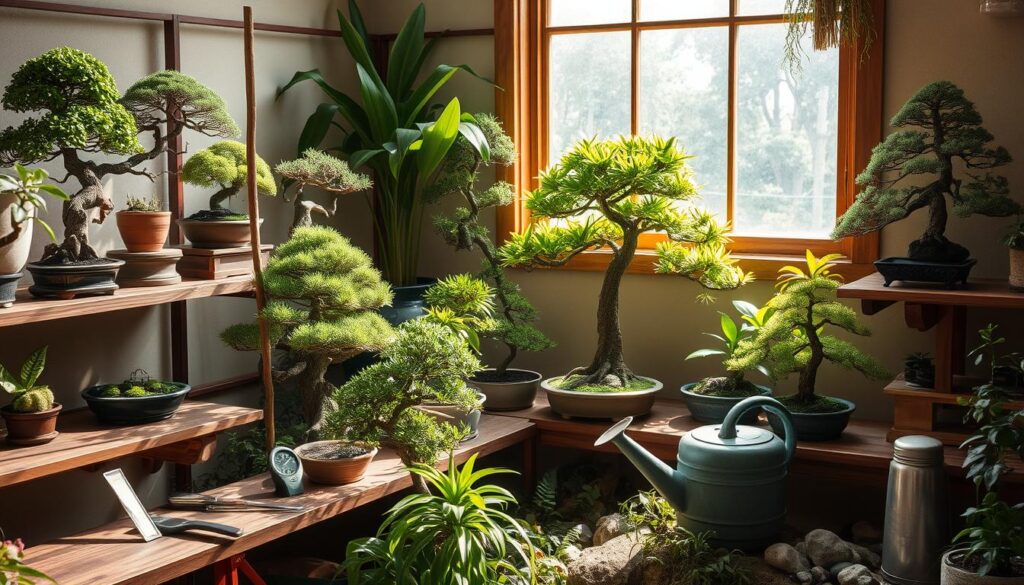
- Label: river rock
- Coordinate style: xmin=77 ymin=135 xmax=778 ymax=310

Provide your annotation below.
xmin=566 ymin=531 xmax=644 ymax=585
xmin=573 ymin=523 xmax=594 ymax=547
xmin=830 ymin=562 xmax=853 ymax=579
xmin=563 ymin=544 xmax=583 ymax=563
xmin=764 ymin=542 xmax=809 ymax=574
xmin=837 ymin=563 xmax=879 ymax=585
xmin=805 ymin=529 xmax=856 ymax=567
xmin=593 ymin=513 xmax=629 ymax=546
xmin=810 ymin=566 xmax=829 ymax=583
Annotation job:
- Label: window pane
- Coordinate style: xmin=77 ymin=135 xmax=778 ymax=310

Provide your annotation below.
xmin=734 ymin=23 xmax=839 ymax=238
xmin=738 ymin=0 xmax=786 ymax=15
xmin=640 ymin=0 xmax=729 ymax=21
xmin=548 ymin=0 xmax=631 ymax=27
xmin=639 ymin=27 xmax=729 ymax=221
xmin=548 ymin=31 xmax=632 ymax=165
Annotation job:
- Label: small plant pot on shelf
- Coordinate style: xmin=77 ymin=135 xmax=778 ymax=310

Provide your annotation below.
xmin=469 ymin=369 xmax=542 ymax=412
xmin=0 ymin=272 xmax=21 ymax=308
xmin=295 ymin=441 xmax=377 ymax=485
xmin=542 ymin=376 xmax=662 ymax=420
xmin=81 ymin=382 xmax=190 ymax=425
xmin=1010 ymin=248 xmax=1024 ymax=292
xmin=1 ymin=403 xmax=61 ymax=446
xmin=680 ymin=382 xmax=772 ymax=424
xmin=766 ymin=397 xmax=856 ymax=442
xmin=107 ymin=248 xmax=182 ymax=287
xmin=421 ymin=391 xmax=486 ymax=441
xmin=941 ymin=550 xmax=1024 ymax=584
xmin=116 ymin=211 xmax=171 ymax=253
xmin=26 ymin=258 xmax=124 ymax=299
xmin=178 ymin=218 xmax=261 ymax=249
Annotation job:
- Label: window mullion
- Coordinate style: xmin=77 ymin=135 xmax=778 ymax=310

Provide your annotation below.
xmin=726 ymin=3 xmax=738 ymax=228
xmin=630 ymin=0 xmax=639 ymax=136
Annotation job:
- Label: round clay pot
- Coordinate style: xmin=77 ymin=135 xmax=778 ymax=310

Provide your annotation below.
xmin=468 ymin=369 xmax=541 ymax=412
xmin=541 ymin=376 xmax=662 ymax=419
xmin=1 ymin=403 xmax=62 ymax=446
xmin=116 ymin=211 xmax=171 ymax=253
xmin=0 ymin=192 xmax=32 ymax=274
xmin=295 ymin=441 xmax=378 ymax=485
xmin=680 ymin=382 xmax=772 ymax=424
xmin=178 ymin=218 xmax=261 ymax=249
xmin=767 ymin=397 xmax=856 ymax=441
xmin=941 ymin=550 xmax=1024 ymax=584
xmin=1010 ymin=248 xmax=1024 ymax=292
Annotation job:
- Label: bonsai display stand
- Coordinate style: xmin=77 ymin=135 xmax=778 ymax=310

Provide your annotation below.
xmin=175 ymin=244 xmax=272 ymax=280
xmin=838 ymin=272 xmax=1024 ymax=443
xmin=108 ymin=248 xmax=183 ymax=287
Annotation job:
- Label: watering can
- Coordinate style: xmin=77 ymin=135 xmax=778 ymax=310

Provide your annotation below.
xmin=595 ymin=396 xmax=796 ymax=550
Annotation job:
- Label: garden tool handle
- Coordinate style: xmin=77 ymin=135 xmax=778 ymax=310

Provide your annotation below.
xmin=718 ymin=396 xmax=797 ymax=464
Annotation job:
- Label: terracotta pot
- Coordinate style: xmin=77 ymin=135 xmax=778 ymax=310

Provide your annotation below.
xmin=1010 ymin=248 xmax=1024 ymax=291
xmin=1 ymin=403 xmax=62 ymax=446
xmin=0 ymin=192 xmax=33 ymax=274
xmin=542 ymin=377 xmax=662 ymax=419
xmin=295 ymin=441 xmax=377 ymax=485
xmin=178 ymin=218 xmax=262 ymax=249
xmin=942 ymin=551 xmax=1024 ymax=584
xmin=116 ymin=211 xmax=171 ymax=252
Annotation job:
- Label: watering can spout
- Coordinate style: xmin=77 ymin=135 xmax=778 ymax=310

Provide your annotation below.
xmin=595 ymin=417 xmax=686 ymax=511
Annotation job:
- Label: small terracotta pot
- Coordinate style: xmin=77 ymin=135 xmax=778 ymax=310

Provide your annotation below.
xmin=1010 ymin=248 xmax=1024 ymax=292
xmin=295 ymin=441 xmax=377 ymax=485
xmin=941 ymin=550 xmax=1024 ymax=584
xmin=116 ymin=211 xmax=171 ymax=253
xmin=1 ymin=403 xmax=62 ymax=446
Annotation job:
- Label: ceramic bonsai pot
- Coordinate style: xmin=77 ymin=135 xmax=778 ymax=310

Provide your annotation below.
xmin=0 ymin=272 xmax=20 ymax=308
xmin=380 ymin=277 xmax=436 ymax=325
xmin=875 ymin=257 xmax=976 ymax=289
xmin=469 ymin=369 xmax=542 ymax=412
xmin=421 ymin=391 xmax=486 ymax=441
xmin=680 ymin=382 xmax=772 ymax=424
xmin=81 ymin=382 xmax=191 ymax=425
xmin=941 ymin=550 xmax=1024 ymax=584
xmin=0 ymin=193 xmax=32 ymax=275
xmin=26 ymin=258 xmax=124 ymax=299
xmin=178 ymin=218 xmax=262 ymax=249
xmin=1010 ymin=249 xmax=1024 ymax=292
xmin=107 ymin=248 xmax=182 ymax=287
xmin=295 ymin=440 xmax=378 ymax=485
xmin=542 ymin=377 xmax=662 ymax=419
xmin=116 ymin=210 xmax=171 ymax=253
xmin=1 ymin=403 xmax=61 ymax=446
xmin=766 ymin=397 xmax=856 ymax=441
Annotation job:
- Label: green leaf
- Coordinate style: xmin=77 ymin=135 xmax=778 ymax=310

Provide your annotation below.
xmin=297 ymin=103 xmax=341 ymax=155
xmin=720 ymin=312 xmax=739 ymax=344
xmin=387 ymin=128 xmax=422 ymax=179
xmin=349 ymin=148 xmax=385 ymax=170
xmin=458 ymin=121 xmax=490 ymax=163
xmin=415 ymin=98 xmax=461 ymax=181
xmin=21 ymin=346 xmax=47 ymax=389
xmin=33 ymin=217 xmax=58 ymax=243
xmin=36 ymin=184 xmax=69 ymax=200
xmin=386 ymin=3 xmax=426 ymax=98
xmin=336 ymin=7 xmax=378 ymax=77
xmin=346 ymin=0 xmax=371 ymax=50
xmin=357 ymin=63 xmax=399 ymax=142
xmin=686 ymin=348 xmax=726 ymax=360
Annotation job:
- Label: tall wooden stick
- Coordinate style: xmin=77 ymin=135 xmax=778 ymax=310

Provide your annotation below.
xmin=243 ymin=5 xmax=276 ymax=450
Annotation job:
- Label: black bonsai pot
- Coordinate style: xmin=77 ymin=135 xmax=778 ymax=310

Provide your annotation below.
xmin=81 ymin=382 xmax=191 ymax=425
xmin=767 ymin=397 xmax=856 ymax=441
xmin=26 ymin=258 xmax=124 ymax=299
xmin=469 ymin=369 xmax=542 ymax=412
xmin=875 ymin=257 xmax=976 ymax=289
xmin=680 ymin=382 xmax=772 ymax=424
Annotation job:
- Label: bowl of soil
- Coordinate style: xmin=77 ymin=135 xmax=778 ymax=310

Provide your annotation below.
xmin=680 ymin=377 xmax=772 ymax=424
xmin=295 ymin=440 xmax=378 ymax=485
xmin=469 ymin=368 xmax=542 ymax=412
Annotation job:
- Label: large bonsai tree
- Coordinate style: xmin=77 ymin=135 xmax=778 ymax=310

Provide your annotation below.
xmin=0 ymin=48 xmax=238 ymax=263
xmin=500 ymin=136 xmax=748 ymax=389
xmin=275 ymin=148 xmax=371 ymax=233
xmin=431 ymin=114 xmax=554 ymax=376
xmin=832 ymin=81 xmax=1017 ymax=262
xmin=182 ymin=140 xmax=277 ymax=220
xmin=221 ymin=226 xmax=394 ymax=435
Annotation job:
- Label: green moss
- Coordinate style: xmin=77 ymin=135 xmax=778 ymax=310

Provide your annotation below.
xmin=775 ymin=393 xmax=849 ymax=414
xmin=691 ymin=377 xmax=764 ymax=398
xmin=550 ymin=375 xmax=657 ymax=394
xmin=123 ymin=386 xmax=149 ymax=398
xmin=99 ymin=385 xmax=122 ymax=397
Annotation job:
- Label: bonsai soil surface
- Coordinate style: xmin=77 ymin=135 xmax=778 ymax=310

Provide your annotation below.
xmin=776 ymin=394 xmax=850 ymax=414
xmin=691 ymin=376 xmax=763 ymax=398
xmin=472 ymin=369 xmax=539 ymax=384
xmin=35 ymin=256 xmax=118 ymax=267
xmin=550 ymin=375 xmax=658 ymax=394
xmin=303 ymin=443 xmax=371 ymax=461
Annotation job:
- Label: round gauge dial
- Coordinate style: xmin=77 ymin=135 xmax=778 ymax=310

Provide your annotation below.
xmin=273 ymin=450 xmax=299 ymax=475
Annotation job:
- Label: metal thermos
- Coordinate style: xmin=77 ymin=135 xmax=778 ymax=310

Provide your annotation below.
xmin=881 ymin=435 xmax=949 ymax=585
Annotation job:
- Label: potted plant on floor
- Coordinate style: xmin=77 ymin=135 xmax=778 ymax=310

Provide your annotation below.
xmin=1004 ymin=220 xmax=1024 ymax=291
xmin=0 ymin=50 xmax=239 ymax=298
xmin=0 ymin=164 xmax=67 ymax=307
xmin=500 ymin=135 xmax=748 ymax=419
xmin=221 ymin=226 xmax=395 ymax=437
xmin=81 ymin=369 xmax=191 ymax=425
xmin=681 ymin=300 xmax=773 ymax=424
xmin=832 ymin=81 xmax=1018 ymax=288
xmin=179 ymin=140 xmax=278 ymax=248
xmin=275 ymin=148 xmax=371 ymax=234
xmin=431 ymin=113 xmax=555 ymax=410
xmin=115 ymin=195 xmax=170 ymax=253
xmin=727 ymin=251 xmax=889 ymax=440
xmin=0 ymin=346 xmax=60 ymax=446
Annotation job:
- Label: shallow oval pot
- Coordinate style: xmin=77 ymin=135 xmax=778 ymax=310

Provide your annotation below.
xmin=178 ymin=218 xmax=262 ymax=249
xmin=26 ymin=259 xmax=123 ymax=299
xmin=941 ymin=550 xmax=1024 ymax=584
xmin=116 ymin=211 xmax=171 ymax=253
xmin=81 ymin=383 xmax=191 ymax=425
xmin=542 ymin=376 xmax=662 ymax=419
xmin=296 ymin=440 xmax=378 ymax=485
xmin=680 ymin=382 xmax=772 ymax=424
xmin=469 ymin=368 xmax=542 ymax=412
xmin=1 ymin=403 xmax=62 ymax=446
xmin=767 ymin=397 xmax=856 ymax=441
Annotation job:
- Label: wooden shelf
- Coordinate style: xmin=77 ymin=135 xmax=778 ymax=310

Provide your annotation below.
xmin=837 ymin=272 xmax=1024 ymax=309
xmin=24 ymin=414 xmax=535 ymax=585
xmin=0 ymin=401 xmax=263 ymax=488
xmin=0 ymin=276 xmax=255 ymax=329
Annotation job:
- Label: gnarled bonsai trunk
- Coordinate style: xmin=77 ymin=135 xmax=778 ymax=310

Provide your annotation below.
xmin=797 ymin=303 xmax=824 ymax=403
xmin=41 ymin=162 xmax=110 ymax=264
xmin=296 ymin=353 xmax=333 ymax=439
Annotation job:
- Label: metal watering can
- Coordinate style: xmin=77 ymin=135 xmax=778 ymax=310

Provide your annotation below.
xmin=595 ymin=396 xmax=796 ymax=549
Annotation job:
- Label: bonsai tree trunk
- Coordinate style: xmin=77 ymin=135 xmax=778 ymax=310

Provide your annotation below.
xmin=797 ymin=304 xmax=824 ymax=403
xmin=474 ymin=234 xmax=518 ymax=376
xmin=295 ymin=353 xmax=333 ymax=439
xmin=41 ymin=160 xmax=110 ymax=264
xmin=393 ymin=446 xmax=431 ymax=494
xmin=209 ymin=184 xmax=239 ymax=211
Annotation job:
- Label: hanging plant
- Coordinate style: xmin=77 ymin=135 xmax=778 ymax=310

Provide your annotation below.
xmin=784 ymin=0 xmax=876 ymax=70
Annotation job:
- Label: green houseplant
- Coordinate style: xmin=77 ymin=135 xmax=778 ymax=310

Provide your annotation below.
xmin=680 ymin=301 xmax=773 ymax=424
xmin=278 ymin=1 xmax=490 ymax=290
xmin=500 ymin=135 xmax=748 ymax=419
xmin=0 ymin=164 xmax=68 ymax=306
xmin=0 ymin=346 xmax=59 ymax=446
xmin=432 ymin=113 xmax=555 ymax=410
xmin=179 ymin=140 xmax=278 ymax=248
xmin=832 ymin=81 xmax=1018 ymax=288
xmin=275 ymin=148 xmax=371 ymax=234
xmin=0 ymin=49 xmax=239 ymax=297
xmin=727 ymin=251 xmax=888 ymax=440
xmin=80 ymin=369 xmax=191 ymax=426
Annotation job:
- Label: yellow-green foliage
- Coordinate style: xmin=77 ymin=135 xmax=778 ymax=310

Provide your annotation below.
xmin=12 ymin=386 xmax=54 ymax=413
xmin=124 ymin=386 xmax=148 ymax=398
xmin=275 ymin=148 xmax=371 ymax=193
xmin=182 ymin=140 xmax=277 ymax=210
xmin=100 ymin=385 xmax=121 ymax=397
xmin=0 ymin=346 xmax=54 ymax=413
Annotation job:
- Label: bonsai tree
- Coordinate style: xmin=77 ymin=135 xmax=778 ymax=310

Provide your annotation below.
xmin=0 ymin=48 xmax=238 ymax=263
xmin=182 ymin=140 xmax=277 ymax=220
xmin=431 ymin=114 xmax=555 ymax=377
xmin=0 ymin=346 xmax=53 ymax=413
xmin=423 ymin=273 xmax=497 ymax=354
xmin=221 ymin=226 xmax=394 ymax=435
xmin=686 ymin=300 xmax=772 ymax=397
xmin=832 ymin=81 xmax=1018 ymax=263
xmin=275 ymin=148 xmax=371 ymax=233
xmin=500 ymin=135 xmax=749 ymax=390
xmin=727 ymin=251 xmax=888 ymax=411
xmin=0 ymin=164 xmax=68 ymax=251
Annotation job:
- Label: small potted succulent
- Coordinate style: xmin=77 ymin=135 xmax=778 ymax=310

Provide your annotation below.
xmin=904 ymin=352 xmax=936 ymax=388
xmin=81 ymin=369 xmax=190 ymax=425
xmin=0 ymin=165 xmax=67 ymax=307
xmin=0 ymin=346 xmax=60 ymax=446
xmin=115 ymin=195 xmax=170 ymax=252
xmin=1004 ymin=219 xmax=1024 ymax=291
xmin=293 ymin=440 xmax=378 ymax=485
xmin=681 ymin=300 xmax=773 ymax=423
xmin=179 ymin=140 xmax=277 ymax=248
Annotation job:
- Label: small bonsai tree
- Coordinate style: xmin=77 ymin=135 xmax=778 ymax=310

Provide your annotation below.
xmin=500 ymin=135 xmax=748 ymax=389
xmin=0 ymin=346 xmax=53 ymax=413
xmin=275 ymin=149 xmax=371 ymax=233
xmin=221 ymin=226 xmax=394 ymax=435
xmin=832 ymin=81 xmax=1018 ymax=263
xmin=423 ymin=273 xmax=497 ymax=354
xmin=686 ymin=300 xmax=772 ymax=397
xmin=431 ymin=114 xmax=554 ymax=378
xmin=0 ymin=164 xmax=68 ymax=249
xmin=182 ymin=140 xmax=277 ymax=220
xmin=0 ymin=48 xmax=238 ymax=263
xmin=727 ymin=251 xmax=888 ymax=411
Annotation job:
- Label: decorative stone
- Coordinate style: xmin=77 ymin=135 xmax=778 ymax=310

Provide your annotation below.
xmin=107 ymin=248 xmax=182 ymax=287
xmin=850 ymin=520 xmax=883 ymax=544
xmin=831 ymin=562 xmax=854 ymax=579
xmin=805 ymin=529 xmax=856 ymax=568
xmin=796 ymin=570 xmax=813 ymax=584
xmin=810 ymin=566 xmax=830 ymax=583
xmin=764 ymin=543 xmax=809 ymax=574
xmin=837 ymin=563 xmax=879 ymax=585
xmin=735 ymin=557 xmax=801 ymax=585
xmin=566 ymin=531 xmax=645 ymax=585
xmin=563 ymin=545 xmax=583 ymax=563
xmin=572 ymin=523 xmax=594 ymax=547
xmin=593 ymin=513 xmax=629 ymax=547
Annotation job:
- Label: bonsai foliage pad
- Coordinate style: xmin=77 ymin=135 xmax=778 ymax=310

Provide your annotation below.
xmin=174 ymin=244 xmax=272 ymax=280
xmin=107 ymin=248 xmax=183 ymax=287
xmin=26 ymin=259 xmax=124 ymax=299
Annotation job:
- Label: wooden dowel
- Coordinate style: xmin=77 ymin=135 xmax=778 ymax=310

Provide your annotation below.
xmin=243 ymin=5 xmax=276 ymax=451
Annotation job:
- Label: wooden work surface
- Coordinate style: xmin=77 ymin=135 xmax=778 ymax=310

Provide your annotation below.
xmin=0 ymin=276 xmax=254 ymax=328
xmin=837 ymin=272 xmax=1024 ymax=309
xmin=0 ymin=401 xmax=262 ymax=488
xmin=24 ymin=414 xmax=536 ymax=585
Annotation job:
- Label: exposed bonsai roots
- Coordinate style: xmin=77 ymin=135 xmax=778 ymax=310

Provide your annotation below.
xmin=561 ymin=361 xmax=637 ymax=390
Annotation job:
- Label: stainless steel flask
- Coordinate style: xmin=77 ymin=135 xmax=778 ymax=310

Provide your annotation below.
xmin=881 ymin=435 xmax=949 ymax=585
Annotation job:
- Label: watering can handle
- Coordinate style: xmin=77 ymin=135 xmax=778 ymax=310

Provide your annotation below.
xmin=718 ymin=396 xmax=797 ymax=464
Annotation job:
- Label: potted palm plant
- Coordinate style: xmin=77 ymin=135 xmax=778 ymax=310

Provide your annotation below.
xmin=0 ymin=346 xmax=60 ymax=446
xmin=0 ymin=165 xmax=67 ymax=307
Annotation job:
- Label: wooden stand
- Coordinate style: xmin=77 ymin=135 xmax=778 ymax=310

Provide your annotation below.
xmin=108 ymin=248 xmax=183 ymax=287
xmin=839 ymin=272 xmax=1024 ymax=443
xmin=175 ymin=244 xmax=272 ymax=280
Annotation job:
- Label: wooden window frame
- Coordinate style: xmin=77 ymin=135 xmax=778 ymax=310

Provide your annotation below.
xmin=494 ymin=0 xmax=885 ymax=279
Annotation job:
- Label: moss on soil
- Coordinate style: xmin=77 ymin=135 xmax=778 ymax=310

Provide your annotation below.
xmin=690 ymin=376 xmax=764 ymax=398
xmin=550 ymin=375 xmax=657 ymax=394
xmin=776 ymin=393 xmax=850 ymax=414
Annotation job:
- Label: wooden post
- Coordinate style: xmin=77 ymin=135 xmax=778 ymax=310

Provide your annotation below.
xmin=243 ymin=6 xmax=276 ymax=450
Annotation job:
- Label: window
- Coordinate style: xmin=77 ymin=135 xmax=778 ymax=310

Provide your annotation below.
xmin=494 ymin=0 xmax=884 ymax=277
